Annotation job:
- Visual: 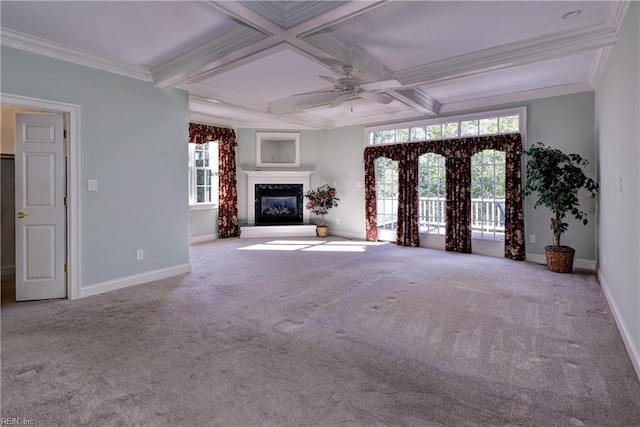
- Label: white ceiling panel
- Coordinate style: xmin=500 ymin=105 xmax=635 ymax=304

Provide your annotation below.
xmin=0 ymin=1 xmax=238 ymax=68
xmin=198 ymin=49 xmax=335 ymax=102
xmin=321 ymin=1 xmax=610 ymax=70
xmin=423 ymin=52 xmax=597 ymax=104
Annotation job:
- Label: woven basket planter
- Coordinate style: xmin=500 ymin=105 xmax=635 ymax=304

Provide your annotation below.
xmin=316 ymin=225 xmax=329 ymax=238
xmin=545 ymin=245 xmax=575 ymax=273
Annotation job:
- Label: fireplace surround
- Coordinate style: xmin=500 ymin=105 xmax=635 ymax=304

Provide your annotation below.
xmin=242 ymin=170 xmax=315 ymax=238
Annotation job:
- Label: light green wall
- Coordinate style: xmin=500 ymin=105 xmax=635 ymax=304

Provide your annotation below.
xmin=234 ymin=127 xmax=365 ymax=237
xmin=1 ymin=46 xmax=190 ymax=286
xmin=523 ymin=92 xmax=597 ymax=259
xmin=189 ymin=208 xmax=217 ymax=238
xmin=595 ymin=2 xmax=640 ymax=364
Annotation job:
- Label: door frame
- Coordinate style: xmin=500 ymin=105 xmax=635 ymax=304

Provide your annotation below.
xmin=3 ymin=93 xmax=81 ymax=300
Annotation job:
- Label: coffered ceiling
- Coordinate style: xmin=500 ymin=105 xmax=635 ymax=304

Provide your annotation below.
xmin=0 ymin=1 xmax=628 ymax=130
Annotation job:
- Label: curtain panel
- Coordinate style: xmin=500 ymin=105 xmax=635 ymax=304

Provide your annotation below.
xmin=363 ymin=133 xmax=525 ymax=260
xmin=188 ymin=123 xmax=239 ymax=238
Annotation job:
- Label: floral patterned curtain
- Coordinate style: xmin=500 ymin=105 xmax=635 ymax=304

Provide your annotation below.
xmin=445 ymin=157 xmax=472 ymax=253
xmin=363 ymin=133 xmax=525 ymax=260
xmin=188 ymin=123 xmax=239 ymax=238
xmin=397 ymin=155 xmax=420 ymax=246
xmin=363 ymin=145 xmax=418 ymax=245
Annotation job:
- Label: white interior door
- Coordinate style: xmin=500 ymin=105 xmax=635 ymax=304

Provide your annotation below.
xmin=15 ymin=112 xmax=66 ymax=300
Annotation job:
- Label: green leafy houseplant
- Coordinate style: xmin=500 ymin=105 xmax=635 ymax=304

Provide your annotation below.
xmin=523 ymin=142 xmax=599 ymax=272
xmin=304 ymin=184 xmax=339 ymax=227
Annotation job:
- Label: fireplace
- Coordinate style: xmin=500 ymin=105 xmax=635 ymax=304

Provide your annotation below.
xmin=255 ymin=184 xmax=303 ymax=225
xmin=243 ymin=170 xmax=314 ymax=234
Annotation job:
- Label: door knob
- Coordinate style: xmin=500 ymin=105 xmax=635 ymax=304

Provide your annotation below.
xmin=17 ymin=211 xmax=28 ymax=219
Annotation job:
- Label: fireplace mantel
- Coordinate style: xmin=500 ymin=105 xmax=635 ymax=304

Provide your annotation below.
xmin=244 ymin=170 xmax=314 ymax=225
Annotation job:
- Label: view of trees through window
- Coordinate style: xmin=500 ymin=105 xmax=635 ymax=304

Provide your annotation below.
xmin=370 ymin=108 xmax=523 ymax=241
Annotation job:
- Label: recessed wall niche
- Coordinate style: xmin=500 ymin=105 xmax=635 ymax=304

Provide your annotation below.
xmin=256 ymin=132 xmax=300 ymax=167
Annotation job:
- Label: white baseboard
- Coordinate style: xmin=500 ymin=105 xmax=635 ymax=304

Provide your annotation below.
xmin=526 ymin=253 xmax=596 ymax=271
xmin=80 ymin=263 xmax=191 ymax=298
xmin=330 ymin=230 xmax=367 ymax=240
xmin=1 ymin=265 xmax=16 ymax=276
xmin=597 ymin=270 xmax=640 ymax=382
xmin=190 ymin=234 xmax=218 ymax=244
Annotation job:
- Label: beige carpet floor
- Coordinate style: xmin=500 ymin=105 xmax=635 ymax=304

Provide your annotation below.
xmin=2 ymin=237 xmax=640 ymax=426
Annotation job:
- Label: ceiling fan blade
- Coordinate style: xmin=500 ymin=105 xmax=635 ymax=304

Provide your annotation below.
xmin=319 ymin=75 xmax=339 ymax=85
xmin=291 ymin=88 xmax=337 ymax=97
xmin=360 ymin=79 xmax=402 ymax=91
xmin=330 ymin=95 xmax=346 ymax=108
xmin=360 ymin=91 xmax=395 ymax=105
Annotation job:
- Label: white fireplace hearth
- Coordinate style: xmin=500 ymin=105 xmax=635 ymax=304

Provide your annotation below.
xmin=241 ymin=170 xmax=316 ymax=239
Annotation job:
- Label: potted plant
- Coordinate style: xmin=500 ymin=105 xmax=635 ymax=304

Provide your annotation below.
xmin=304 ymin=184 xmax=340 ymax=238
xmin=523 ymin=142 xmax=599 ymax=273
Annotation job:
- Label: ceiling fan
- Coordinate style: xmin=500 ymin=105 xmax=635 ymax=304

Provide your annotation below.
xmin=292 ymin=65 xmax=401 ymax=109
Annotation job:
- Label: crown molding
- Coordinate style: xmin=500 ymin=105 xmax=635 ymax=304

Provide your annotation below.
xmin=395 ymin=23 xmax=618 ymax=87
xmin=438 ymin=82 xmax=594 ymax=114
xmin=183 ymin=83 xmax=269 ymax=112
xmin=0 ymin=28 xmax=152 ymax=82
xmin=269 ymin=92 xmax=340 ymax=115
xmin=189 ymin=96 xmax=331 ymax=130
xmin=588 ymin=47 xmax=612 ymax=88
xmin=152 ymin=27 xmax=269 ymax=88
xmin=333 ymin=109 xmax=423 ymax=129
xmin=278 ymin=111 xmax=335 ymax=129
xmin=605 ymin=1 xmax=630 ymax=33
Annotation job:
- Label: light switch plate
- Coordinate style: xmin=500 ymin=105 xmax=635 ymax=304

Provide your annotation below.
xmin=88 ymin=179 xmax=98 ymax=191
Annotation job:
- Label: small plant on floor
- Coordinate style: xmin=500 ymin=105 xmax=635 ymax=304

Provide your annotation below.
xmin=304 ymin=184 xmax=339 ymax=226
xmin=523 ymin=142 xmax=599 ymax=272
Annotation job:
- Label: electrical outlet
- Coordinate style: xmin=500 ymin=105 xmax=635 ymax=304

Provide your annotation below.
xmin=529 ymin=235 xmax=536 ymax=243
xmin=88 ymin=179 xmax=98 ymax=191
xmin=136 ymin=249 xmax=145 ymax=260
xmin=335 ymin=218 xmax=341 ymax=225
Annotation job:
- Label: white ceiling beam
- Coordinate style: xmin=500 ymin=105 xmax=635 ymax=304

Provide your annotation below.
xmin=152 ymin=27 xmax=268 ymax=88
xmin=301 ymin=33 xmax=392 ymax=81
xmin=292 ymin=1 xmax=388 ymax=38
xmin=200 ymin=1 xmax=346 ymax=71
xmin=395 ymin=23 xmax=618 ymax=87
xmin=390 ymin=89 xmax=441 ymax=116
xmin=154 ymin=1 xmax=391 ymax=89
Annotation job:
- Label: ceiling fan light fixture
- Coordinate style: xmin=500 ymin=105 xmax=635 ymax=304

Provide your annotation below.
xmin=561 ymin=9 xmax=581 ymax=19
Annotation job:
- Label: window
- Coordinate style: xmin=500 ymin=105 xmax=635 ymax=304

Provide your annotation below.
xmin=188 ymin=142 xmax=219 ymax=207
xmin=367 ymin=107 xmax=524 ymax=146
xmin=366 ymin=107 xmax=524 ymax=240
xmin=375 ymin=157 xmax=398 ymax=230
xmin=471 ymin=150 xmax=506 ymax=240
xmin=418 ymin=153 xmax=446 ymax=234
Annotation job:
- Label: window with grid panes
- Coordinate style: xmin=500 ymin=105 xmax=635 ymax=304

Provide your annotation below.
xmin=471 ymin=150 xmax=506 ymax=240
xmin=375 ymin=157 xmax=399 ymax=230
xmin=418 ymin=153 xmax=446 ymax=234
xmin=188 ymin=142 xmax=219 ymax=206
